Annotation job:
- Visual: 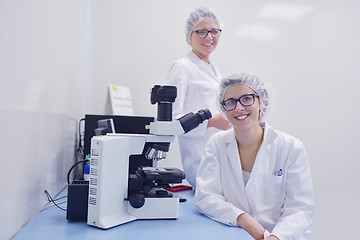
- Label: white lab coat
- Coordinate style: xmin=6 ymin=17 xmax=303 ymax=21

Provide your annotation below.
xmin=166 ymin=51 xmax=222 ymax=187
xmin=195 ymin=123 xmax=314 ymax=240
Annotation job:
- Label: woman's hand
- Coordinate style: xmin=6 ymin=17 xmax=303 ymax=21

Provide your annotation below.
xmin=237 ymin=213 xmax=266 ymax=240
xmin=207 ymin=113 xmax=231 ymax=130
xmin=265 ymin=236 xmax=279 ymax=240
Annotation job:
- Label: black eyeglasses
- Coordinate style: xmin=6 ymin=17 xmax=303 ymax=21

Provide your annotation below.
xmin=221 ymin=94 xmax=259 ymax=111
xmin=192 ymin=29 xmax=222 ymax=38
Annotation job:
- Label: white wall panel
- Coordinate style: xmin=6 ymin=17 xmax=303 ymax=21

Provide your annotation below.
xmin=0 ymin=1 xmax=94 ymax=239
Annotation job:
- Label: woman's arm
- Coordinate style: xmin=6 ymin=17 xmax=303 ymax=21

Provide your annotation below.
xmin=265 ymin=236 xmax=279 ymax=240
xmin=207 ymin=113 xmax=232 ymax=130
xmin=195 ymin=135 xmax=244 ymax=226
xmin=237 ymin=213 xmax=267 ymax=240
xmin=270 ymin=139 xmax=314 ymax=239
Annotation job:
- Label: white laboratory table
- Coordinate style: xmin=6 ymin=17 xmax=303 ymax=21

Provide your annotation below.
xmin=13 ymin=188 xmax=253 ymax=240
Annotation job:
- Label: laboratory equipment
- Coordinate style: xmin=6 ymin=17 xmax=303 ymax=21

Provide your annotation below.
xmin=87 ymin=85 xmax=211 ymax=229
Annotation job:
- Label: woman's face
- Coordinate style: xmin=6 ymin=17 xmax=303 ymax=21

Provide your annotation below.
xmin=223 ymin=84 xmax=261 ymax=131
xmin=189 ymin=19 xmax=219 ymax=62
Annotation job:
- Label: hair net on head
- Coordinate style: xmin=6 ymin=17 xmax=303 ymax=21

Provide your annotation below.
xmin=218 ymin=73 xmax=269 ymax=121
xmin=185 ymin=6 xmax=221 ymax=44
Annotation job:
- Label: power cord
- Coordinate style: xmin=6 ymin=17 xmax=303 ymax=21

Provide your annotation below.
xmin=12 ymin=118 xmax=88 ymax=239
xmin=66 ymin=159 xmax=89 ymax=184
xmin=44 ymin=190 xmax=67 ymax=211
xmin=9 ymin=186 xmax=68 ymax=239
xmin=43 ymin=118 xmax=87 ymax=211
xmin=67 ymin=118 xmax=87 ymax=184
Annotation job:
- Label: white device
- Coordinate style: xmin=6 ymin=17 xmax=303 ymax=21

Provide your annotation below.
xmin=87 ymin=85 xmax=211 ymax=229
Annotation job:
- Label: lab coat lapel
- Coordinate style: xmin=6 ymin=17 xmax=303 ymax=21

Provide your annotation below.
xmin=223 ymin=132 xmax=245 ymax=185
xmin=245 ymin=123 xmax=277 ymax=194
xmin=187 ymin=51 xmax=219 ymax=83
xmin=199 ymin=61 xmax=218 ymax=81
xmin=224 ymin=131 xmax=252 ymax=212
xmin=251 ymin=123 xmax=278 ymax=173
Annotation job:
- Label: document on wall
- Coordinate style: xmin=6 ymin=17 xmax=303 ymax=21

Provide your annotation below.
xmin=108 ymin=84 xmax=134 ymax=116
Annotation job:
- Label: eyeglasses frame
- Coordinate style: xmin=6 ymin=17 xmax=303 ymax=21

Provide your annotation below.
xmin=221 ymin=93 xmax=259 ymax=111
xmin=191 ymin=29 xmax=222 ymax=38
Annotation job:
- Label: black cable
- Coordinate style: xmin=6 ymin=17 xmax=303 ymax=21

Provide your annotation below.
xmin=44 ymin=190 xmax=67 ymax=211
xmin=67 ymin=159 xmax=88 ymax=184
xmin=74 ymin=145 xmax=85 ymax=179
xmin=66 ymin=118 xmax=86 ymax=184
xmin=53 ymin=195 xmax=67 ymax=201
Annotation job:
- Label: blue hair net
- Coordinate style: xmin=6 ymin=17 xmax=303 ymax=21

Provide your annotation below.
xmin=185 ymin=7 xmax=221 ymax=44
xmin=218 ymin=73 xmax=269 ymax=121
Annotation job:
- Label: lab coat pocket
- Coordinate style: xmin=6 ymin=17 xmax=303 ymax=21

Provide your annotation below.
xmin=262 ymin=175 xmax=285 ymax=205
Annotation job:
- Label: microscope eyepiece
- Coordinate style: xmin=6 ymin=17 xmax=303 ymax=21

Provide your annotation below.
xmin=178 ymin=109 xmax=212 ymax=134
xmin=196 ymin=109 xmax=212 ymax=122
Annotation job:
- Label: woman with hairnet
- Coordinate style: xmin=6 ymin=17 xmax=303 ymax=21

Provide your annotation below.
xmin=195 ymin=73 xmax=314 ymax=240
xmin=166 ymin=7 xmax=231 ymax=187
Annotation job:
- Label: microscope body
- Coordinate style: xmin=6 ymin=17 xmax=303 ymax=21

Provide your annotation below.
xmin=87 ymin=133 xmax=180 ymax=229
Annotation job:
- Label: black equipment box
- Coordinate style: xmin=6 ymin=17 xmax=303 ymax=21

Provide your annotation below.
xmin=66 ymin=180 xmax=89 ymax=221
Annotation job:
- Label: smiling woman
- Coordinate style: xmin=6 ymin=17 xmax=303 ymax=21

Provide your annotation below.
xmin=189 ymin=19 xmax=220 ymax=63
xmin=166 ymin=6 xmax=232 ymax=187
xmin=195 ymin=73 xmax=314 ymax=240
xmin=223 ymin=85 xmax=261 ymax=131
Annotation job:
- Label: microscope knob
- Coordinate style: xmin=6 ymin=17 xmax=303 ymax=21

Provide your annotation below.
xmin=129 ymin=193 xmax=145 ymax=209
xmin=143 ymin=184 xmax=152 ymax=192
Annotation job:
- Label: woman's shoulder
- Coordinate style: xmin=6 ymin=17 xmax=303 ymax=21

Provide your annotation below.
xmin=171 ymin=55 xmax=194 ymax=69
xmin=209 ymin=128 xmax=235 ymax=144
xmin=265 ymin=124 xmax=305 ymax=150
xmin=168 ymin=56 xmax=197 ymax=81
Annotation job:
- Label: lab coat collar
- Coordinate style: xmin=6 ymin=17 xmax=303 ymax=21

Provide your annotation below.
xmin=221 ymin=122 xmax=279 ymax=148
xmin=186 ymin=51 xmax=219 ymax=80
xmin=260 ymin=122 xmax=279 ymax=148
xmin=221 ymin=128 xmax=236 ymax=147
xmin=187 ymin=51 xmax=211 ymax=64
xmin=245 ymin=122 xmax=279 ymax=183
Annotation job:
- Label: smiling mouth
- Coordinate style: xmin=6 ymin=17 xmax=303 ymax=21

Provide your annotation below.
xmin=203 ymin=43 xmax=213 ymax=46
xmin=236 ymin=114 xmax=248 ymax=120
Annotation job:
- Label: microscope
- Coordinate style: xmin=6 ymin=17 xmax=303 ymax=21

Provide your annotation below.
xmin=87 ymin=85 xmax=211 ymax=229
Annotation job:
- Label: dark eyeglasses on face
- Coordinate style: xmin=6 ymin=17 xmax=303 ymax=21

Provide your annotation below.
xmin=192 ymin=29 xmax=222 ymax=38
xmin=221 ymin=93 xmax=259 ymax=111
